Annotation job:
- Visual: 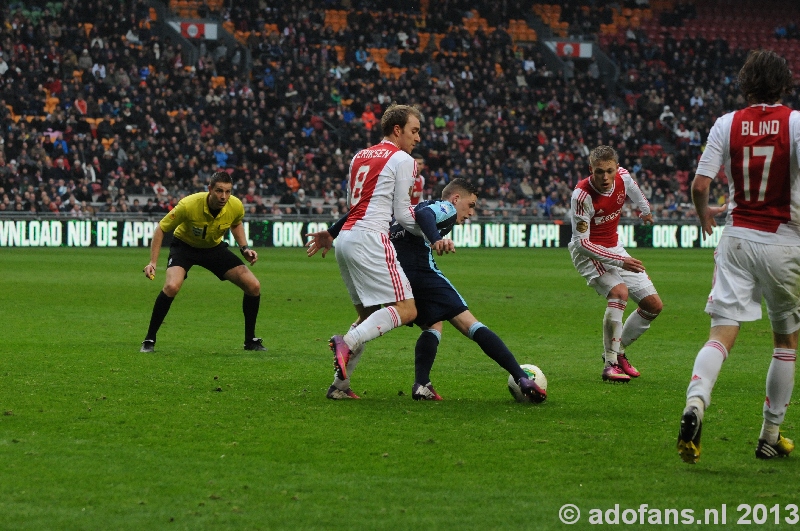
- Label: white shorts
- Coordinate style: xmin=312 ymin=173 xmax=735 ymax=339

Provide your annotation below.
xmin=335 ymin=229 xmax=413 ymax=307
xmin=573 ymin=245 xmax=658 ymax=303
xmin=705 ymin=235 xmax=800 ymax=334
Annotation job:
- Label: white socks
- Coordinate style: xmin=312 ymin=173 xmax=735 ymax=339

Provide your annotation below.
xmin=760 ymin=421 xmax=780 ymax=445
xmin=621 ymin=308 xmax=658 ymax=349
xmin=334 ymin=308 xmax=402 ymax=391
xmin=686 ymin=343 xmax=796 ymax=445
xmin=333 ymin=322 xmax=367 ymax=390
xmin=686 ymin=340 xmax=728 ymax=409
xmin=344 ymin=306 xmax=401 ymax=350
xmin=761 ymin=348 xmax=796 ymax=441
xmin=603 ymin=299 xmax=626 ymax=364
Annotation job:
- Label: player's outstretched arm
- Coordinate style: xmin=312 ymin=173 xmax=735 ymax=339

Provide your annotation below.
xmin=305 ymin=230 xmax=334 ymax=258
xmin=143 ymin=225 xmax=165 ymax=280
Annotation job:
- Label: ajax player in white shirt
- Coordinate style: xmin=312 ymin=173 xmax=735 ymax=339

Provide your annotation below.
xmin=305 ymin=104 xmax=452 ymax=399
xmin=678 ymin=50 xmax=800 ymax=463
xmin=569 ymin=145 xmax=663 ymax=383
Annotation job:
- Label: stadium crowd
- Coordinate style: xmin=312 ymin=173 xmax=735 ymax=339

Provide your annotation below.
xmin=0 ymin=0 xmax=798 ymax=222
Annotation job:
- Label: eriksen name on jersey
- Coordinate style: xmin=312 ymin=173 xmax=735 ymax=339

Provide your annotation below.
xmin=355 ymin=148 xmax=394 ymax=159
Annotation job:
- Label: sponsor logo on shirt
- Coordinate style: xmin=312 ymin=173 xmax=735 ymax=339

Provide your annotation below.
xmin=594 ymin=210 xmax=621 ymax=225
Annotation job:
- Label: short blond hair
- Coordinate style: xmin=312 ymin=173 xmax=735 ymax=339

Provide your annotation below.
xmin=589 ymin=145 xmax=618 ymax=167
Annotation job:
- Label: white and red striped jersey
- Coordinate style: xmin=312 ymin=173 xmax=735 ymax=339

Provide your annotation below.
xmin=568 ymin=167 xmax=650 ymax=266
xmin=410 ymin=173 xmax=424 ymax=205
xmin=697 ymin=104 xmax=800 ymax=245
xmin=343 ymin=139 xmax=418 ymax=234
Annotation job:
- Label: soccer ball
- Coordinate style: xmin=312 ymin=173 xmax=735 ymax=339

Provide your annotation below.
xmin=507 ymin=364 xmax=548 ymax=403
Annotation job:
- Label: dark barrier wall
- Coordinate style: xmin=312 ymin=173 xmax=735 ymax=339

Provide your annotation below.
xmin=0 ymin=219 xmax=724 ymax=249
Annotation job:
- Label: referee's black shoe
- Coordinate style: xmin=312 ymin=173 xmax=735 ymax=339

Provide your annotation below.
xmin=140 ymin=339 xmax=156 ymax=353
xmin=244 ymin=337 xmax=268 ymax=351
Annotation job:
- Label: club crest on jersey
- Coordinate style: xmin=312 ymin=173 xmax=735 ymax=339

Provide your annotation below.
xmin=576 ymin=220 xmax=588 ymax=233
xmin=616 ymin=193 xmax=625 ymax=205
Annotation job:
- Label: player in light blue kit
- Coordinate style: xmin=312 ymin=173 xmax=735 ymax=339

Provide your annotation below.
xmin=390 ymin=178 xmax=547 ymax=402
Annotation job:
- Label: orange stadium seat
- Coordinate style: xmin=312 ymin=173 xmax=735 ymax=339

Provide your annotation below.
xmin=44 ymin=97 xmax=60 ymax=114
xmin=333 ymin=45 xmax=345 ymax=62
xmin=418 ymin=33 xmax=430 ymax=51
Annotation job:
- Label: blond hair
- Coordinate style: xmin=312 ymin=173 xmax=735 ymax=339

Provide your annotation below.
xmin=589 ymin=145 xmax=619 ymax=167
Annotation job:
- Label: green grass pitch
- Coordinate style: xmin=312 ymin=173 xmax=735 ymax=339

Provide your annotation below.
xmin=2 ymin=247 xmax=798 ymax=529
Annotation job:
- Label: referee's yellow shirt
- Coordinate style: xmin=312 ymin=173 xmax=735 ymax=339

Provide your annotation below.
xmin=159 ymin=192 xmax=245 ymax=248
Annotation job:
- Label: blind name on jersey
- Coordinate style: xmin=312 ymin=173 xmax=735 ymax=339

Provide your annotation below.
xmin=741 ymin=120 xmax=780 ymax=136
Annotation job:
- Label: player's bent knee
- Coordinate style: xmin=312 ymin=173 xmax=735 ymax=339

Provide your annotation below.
xmin=645 ymin=299 xmax=663 ymax=315
xmin=607 ymin=284 xmax=629 ymax=301
xmin=163 ymin=284 xmax=182 ymax=297
xmin=395 ymin=300 xmax=417 ymax=324
xmin=246 ymin=278 xmax=261 ymax=297
xmin=402 ymin=307 xmax=417 ymax=324
xmin=638 ymin=294 xmax=663 ymax=315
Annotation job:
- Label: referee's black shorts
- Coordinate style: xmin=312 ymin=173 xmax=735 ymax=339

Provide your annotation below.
xmin=167 ymin=237 xmax=244 ymax=280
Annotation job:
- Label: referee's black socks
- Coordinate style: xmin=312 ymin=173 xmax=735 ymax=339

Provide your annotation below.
xmin=243 ymin=294 xmax=260 ymax=340
xmin=146 ymin=291 xmax=175 ymax=340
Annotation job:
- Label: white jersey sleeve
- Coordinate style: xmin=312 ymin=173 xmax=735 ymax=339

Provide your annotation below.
xmin=392 ymin=157 xmax=417 ymax=231
xmin=346 ymin=156 xmax=357 ymax=210
xmin=695 ymin=113 xmax=732 ymax=179
xmin=570 ymin=187 xmax=594 ymax=243
xmin=621 ymin=167 xmax=651 ymax=216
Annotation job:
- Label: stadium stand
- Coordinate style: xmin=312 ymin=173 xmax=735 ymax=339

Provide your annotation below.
xmin=0 ymin=0 xmax=798 ymax=222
